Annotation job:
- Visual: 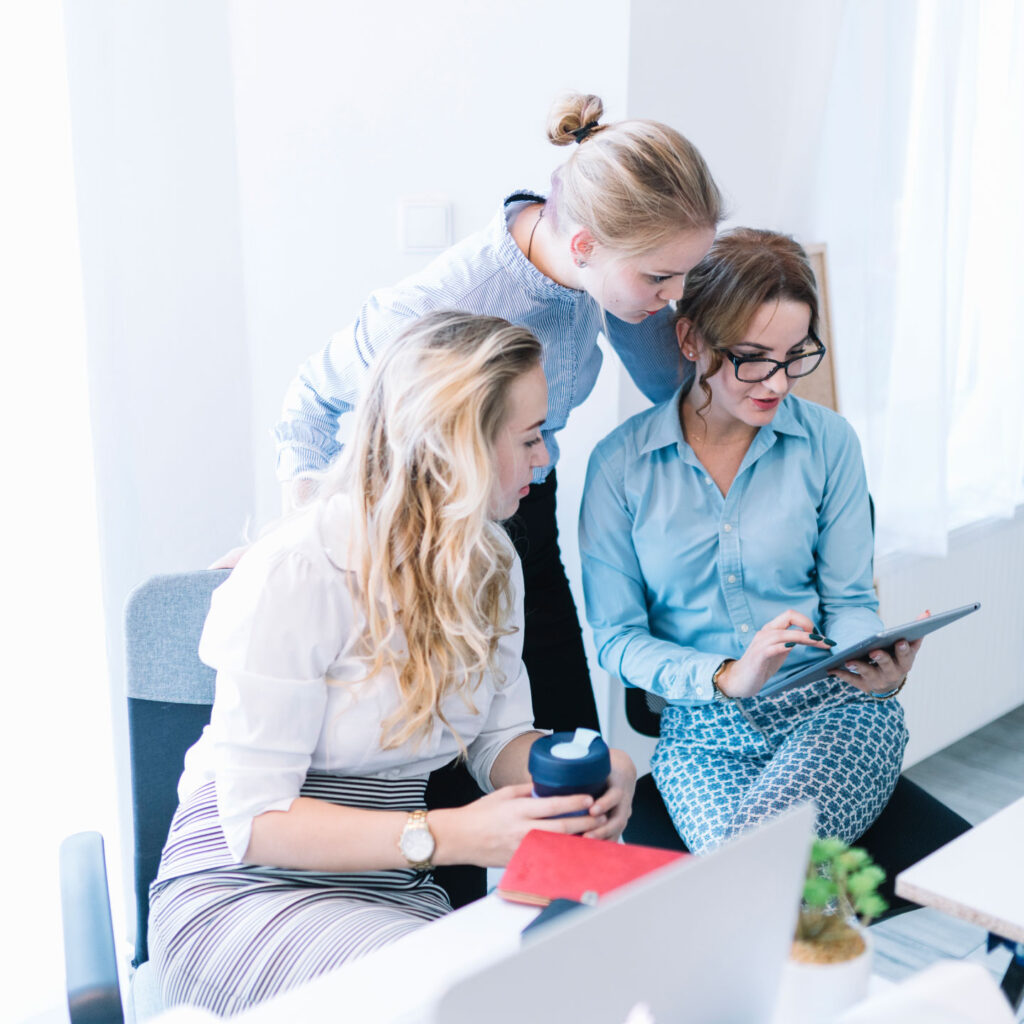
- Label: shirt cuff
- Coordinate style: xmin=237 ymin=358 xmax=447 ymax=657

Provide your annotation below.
xmin=660 ymin=652 xmax=729 ymax=703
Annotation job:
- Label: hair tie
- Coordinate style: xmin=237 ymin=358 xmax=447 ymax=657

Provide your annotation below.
xmin=570 ymin=120 xmax=600 ymax=144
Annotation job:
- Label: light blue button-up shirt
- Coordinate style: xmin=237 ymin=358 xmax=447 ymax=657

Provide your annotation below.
xmin=274 ymin=192 xmax=684 ymax=482
xmin=579 ymin=390 xmax=882 ymax=703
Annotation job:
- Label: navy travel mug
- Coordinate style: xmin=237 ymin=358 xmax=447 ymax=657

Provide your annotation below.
xmin=529 ymin=728 xmax=611 ymax=817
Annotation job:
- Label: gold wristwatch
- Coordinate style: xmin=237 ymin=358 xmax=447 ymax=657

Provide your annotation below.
xmin=398 ymin=809 xmax=436 ymax=870
xmin=712 ymin=659 xmax=735 ymax=700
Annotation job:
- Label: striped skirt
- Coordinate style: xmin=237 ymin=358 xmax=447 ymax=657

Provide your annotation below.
xmin=148 ymin=773 xmax=452 ymax=1017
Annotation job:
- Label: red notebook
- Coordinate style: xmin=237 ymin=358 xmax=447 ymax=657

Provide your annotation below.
xmin=496 ymin=829 xmax=688 ymax=907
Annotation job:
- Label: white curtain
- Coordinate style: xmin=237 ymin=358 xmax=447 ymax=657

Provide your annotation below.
xmin=816 ymin=0 xmax=1024 ymax=558
xmin=1 ymin=3 xmax=121 ymax=1020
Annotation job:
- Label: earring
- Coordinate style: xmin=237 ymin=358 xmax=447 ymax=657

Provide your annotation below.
xmin=686 ymin=351 xmax=696 ymax=360
xmin=574 ymin=256 xmax=587 ymax=268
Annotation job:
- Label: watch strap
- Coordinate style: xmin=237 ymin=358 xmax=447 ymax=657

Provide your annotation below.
xmin=398 ymin=809 xmax=435 ymax=870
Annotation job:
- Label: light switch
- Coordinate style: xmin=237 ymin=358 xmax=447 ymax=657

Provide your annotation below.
xmin=399 ymin=199 xmax=452 ymax=254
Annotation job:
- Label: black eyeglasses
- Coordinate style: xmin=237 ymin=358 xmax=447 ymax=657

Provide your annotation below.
xmin=723 ymin=338 xmax=826 ymax=383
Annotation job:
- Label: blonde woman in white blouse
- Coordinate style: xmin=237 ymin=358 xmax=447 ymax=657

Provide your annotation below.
xmin=148 ymin=311 xmax=636 ymax=1017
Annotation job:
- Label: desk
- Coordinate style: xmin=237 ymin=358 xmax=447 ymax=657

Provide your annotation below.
xmin=896 ymin=795 xmax=1024 ymax=1009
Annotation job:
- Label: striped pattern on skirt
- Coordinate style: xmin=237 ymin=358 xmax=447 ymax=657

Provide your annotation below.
xmin=148 ymin=772 xmax=452 ymax=1016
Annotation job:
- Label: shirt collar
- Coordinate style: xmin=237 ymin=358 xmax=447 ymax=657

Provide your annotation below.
xmin=496 ymin=191 xmax=579 ymax=304
xmin=637 ymin=389 xmax=810 ymax=459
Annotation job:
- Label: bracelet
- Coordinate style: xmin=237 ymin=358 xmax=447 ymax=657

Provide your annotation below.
xmin=869 ymin=677 xmax=908 ymax=701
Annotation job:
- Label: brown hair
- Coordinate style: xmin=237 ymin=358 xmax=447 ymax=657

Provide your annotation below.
xmin=674 ymin=228 xmax=820 ymax=412
xmin=544 ymin=92 xmax=722 ymax=256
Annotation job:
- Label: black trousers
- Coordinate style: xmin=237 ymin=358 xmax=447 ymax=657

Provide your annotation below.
xmin=427 ymin=471 xmax=598 ymax=906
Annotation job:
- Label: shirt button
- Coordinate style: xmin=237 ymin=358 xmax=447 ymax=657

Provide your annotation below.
xmin=723 ymin=524 xmax=733 ymax=532
xmin=695 ymin=685 xmax=705 ymax=696
xmin=727 ymin=574 xmax=736 ymax=583
xmin=705 ymin=476 xmax=713 ymax=485
xmin=740 ymin=624 xmax=750 ymax=633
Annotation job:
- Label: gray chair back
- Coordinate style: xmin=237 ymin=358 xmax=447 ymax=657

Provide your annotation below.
xmin=124 ymin=570 xmax=228 ymax=966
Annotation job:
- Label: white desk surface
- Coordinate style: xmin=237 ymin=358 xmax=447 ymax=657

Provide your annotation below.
xmin=895 ymin=795 xmax=1024 ymax=943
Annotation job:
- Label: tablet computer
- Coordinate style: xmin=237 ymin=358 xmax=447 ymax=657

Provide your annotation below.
xmin=777 ymin=601 xmax=981 ymax=692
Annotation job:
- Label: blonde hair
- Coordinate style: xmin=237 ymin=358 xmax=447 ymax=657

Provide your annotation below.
xmin=674 ymin=228 xmax=821 ymax=413
xmin=544 ymin=92 xmax=722 ymax=256
xmin=320 ymin=312 xmax=542 ymax=752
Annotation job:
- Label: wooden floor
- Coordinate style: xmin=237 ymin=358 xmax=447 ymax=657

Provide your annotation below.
xmin=871 ymin=703 xmax=1024 ymax=1017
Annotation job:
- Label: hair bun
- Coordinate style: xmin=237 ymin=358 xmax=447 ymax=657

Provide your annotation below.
xmin=546 ymin=92 xmax=605 ymax=147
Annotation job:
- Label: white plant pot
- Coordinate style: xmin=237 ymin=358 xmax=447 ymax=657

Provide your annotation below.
xmin=772 ymin=928 xmax=873 ymax=1024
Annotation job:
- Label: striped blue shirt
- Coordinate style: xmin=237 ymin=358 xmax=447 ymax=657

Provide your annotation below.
xmin=274 ymin=192 xmax=684 ymax=481
xmin=579 ymin=391 xmax=882 ymax=703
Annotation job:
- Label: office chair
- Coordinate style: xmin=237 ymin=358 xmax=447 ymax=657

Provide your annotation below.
xmin=60 ymin=569 xmax=229 ymax=1023
xmin=59 ymin=567 xmax=484 ymax=1021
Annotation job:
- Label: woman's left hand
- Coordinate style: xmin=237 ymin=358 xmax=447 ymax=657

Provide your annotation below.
xmin=586 ymin=747 xmax=637 ymax=840
xmin=830 ymin=626 xmax=925 ymax=697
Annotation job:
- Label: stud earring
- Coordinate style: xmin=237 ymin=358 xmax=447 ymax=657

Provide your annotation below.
xmin=574 ymin=256 xmax=587 ymax=268
xmin=686 ymin=351 xmax=696 ymax=359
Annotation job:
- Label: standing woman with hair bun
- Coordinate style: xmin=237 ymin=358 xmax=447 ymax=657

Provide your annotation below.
xmin=264 ymin=92 xmax=721 ymax=901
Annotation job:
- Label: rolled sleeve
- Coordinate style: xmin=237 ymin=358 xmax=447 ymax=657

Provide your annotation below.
xmin=195 ymin=541 xmax=346 ymax=859
xmin=465 ymin=558 xmax=536 ymax=791
xmin=210 ymin=669 xmax=328 ymax=859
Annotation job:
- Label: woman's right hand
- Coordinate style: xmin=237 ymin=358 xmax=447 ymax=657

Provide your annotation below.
xmin=431 ymin=783 xmax=606 ymax=868
xmin=715 ymin=609 xmax=832 ymax=699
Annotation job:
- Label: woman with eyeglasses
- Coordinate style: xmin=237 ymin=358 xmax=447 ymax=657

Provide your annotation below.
xmin=579 ymin=228 xmax=921 ymax=853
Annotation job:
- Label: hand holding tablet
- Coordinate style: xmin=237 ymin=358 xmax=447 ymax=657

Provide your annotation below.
xmin=776 ymin=602 xmax=981 ymax=693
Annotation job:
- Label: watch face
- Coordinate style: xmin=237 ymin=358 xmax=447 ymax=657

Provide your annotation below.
xmin=402 ymin=825 xmax=435 ymax=862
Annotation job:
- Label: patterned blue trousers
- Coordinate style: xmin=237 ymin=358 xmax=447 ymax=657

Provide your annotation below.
xmin=651 ymin=677 xmax=908 ymax=854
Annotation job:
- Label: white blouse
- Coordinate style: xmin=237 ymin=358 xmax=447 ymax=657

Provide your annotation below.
xmin=178 ymin=494 xmax=536 ymax=860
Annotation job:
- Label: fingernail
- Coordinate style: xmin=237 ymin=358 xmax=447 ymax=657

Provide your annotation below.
xmin=823 ymin=638 xmax=837 ymax=647
xmin=809 ymin=633 xmax=824 ymax=641
xmin=845 ymin=663 xmax=859 ymax=673
xmin=784 ymin=641 xmax=797 ymax=648
xmin=897 ymin=641 xmax=909 ymax=652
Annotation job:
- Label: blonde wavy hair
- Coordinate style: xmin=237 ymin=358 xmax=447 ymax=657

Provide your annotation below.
xmin=320 ymin=311 xmax=543 ymax=752
xmin=545 ymin=91 xmax=722 ymax=255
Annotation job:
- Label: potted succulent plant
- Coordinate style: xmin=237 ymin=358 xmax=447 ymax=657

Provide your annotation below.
xmin=773 ymin=837 xmax=889 ymax=1023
